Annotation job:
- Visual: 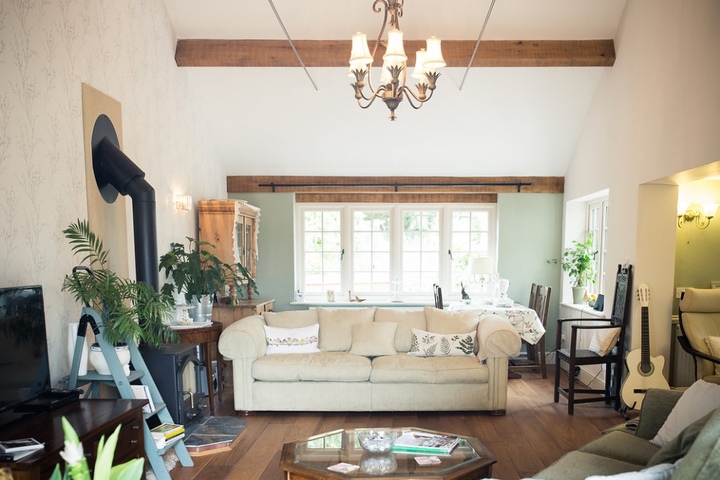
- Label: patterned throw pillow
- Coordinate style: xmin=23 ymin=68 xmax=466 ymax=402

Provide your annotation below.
xmin=407 ymin=328 xmax=476 ymax=357
xmin=263 ymin=323 xmax=320 ymax=355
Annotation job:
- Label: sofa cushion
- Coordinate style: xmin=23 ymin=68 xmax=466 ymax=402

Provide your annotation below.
xmin=579 ymin=431 xmax=659 ymax=467
xmin=534 ymin=451 xmax=643 ymax=480
xmin=370 ymin=355 xmax=488 ymax=384
xmin=424 ymin=306 xmax=479 ymax=335
xmin=408 ymin=328 xmax=476 ymax=357
xmin=585 ymin=462 xmax=677 ymax=480
xmin=670 ymin=408 xmax=720 ymax=480
xmin=647 ymin=410 xmax=713 ymax=467
xmin=263 ymin=309 xmax=318 ymax=328
xmin=318 ymin=307 xmax=376 ymax=351
xmin=253 ymin=351 xmax=371 ymax=382
xmin=263 ymin=323 xmax=320 ymax=355
xmin=651 ymin=380 xmax=720 ymax=447
xmin=349 ymin=322 xmax=397 ymax=357
xmin=374 ymin=309 xmax=426 ymax=352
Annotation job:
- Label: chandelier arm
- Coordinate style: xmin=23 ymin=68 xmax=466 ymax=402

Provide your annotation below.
xmin=402 ymin=84 xmax=437 ymax=108
xmin=357 ymin=86 xmax=387 ymax=109
xmin=370 ymin=0 xmax=391 ymax=60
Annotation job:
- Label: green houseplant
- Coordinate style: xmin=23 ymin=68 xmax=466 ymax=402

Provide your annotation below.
xmin=159 ymin=237 xmax=258 ymax=321
xmin=560 ymin=233 xmax=597 ymax=304
xmin=62 ymin=220 xmax=177 ymax=350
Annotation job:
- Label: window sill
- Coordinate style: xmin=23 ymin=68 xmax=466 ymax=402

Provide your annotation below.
xmin=560 ymin=302 xmax=607 ymax=318
xmin=291 ymin=300 xmax=432 ymax=308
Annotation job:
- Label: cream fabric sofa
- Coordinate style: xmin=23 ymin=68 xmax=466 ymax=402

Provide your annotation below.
xmin=218 ymin=306 xmax=521 ymax=415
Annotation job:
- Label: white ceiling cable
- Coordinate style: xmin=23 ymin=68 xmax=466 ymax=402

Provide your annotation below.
xmin=460 ymin=0 xmax=497 ymax=90
xmin=268 ymin=0 xmax=319 ymax=91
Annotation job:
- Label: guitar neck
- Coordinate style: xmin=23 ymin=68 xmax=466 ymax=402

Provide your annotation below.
xmin=641 ymin=306 xmax=650 ymax=366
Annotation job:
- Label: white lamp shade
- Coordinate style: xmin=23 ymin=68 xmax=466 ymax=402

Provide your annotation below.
xmin=411 ymin=49 xmax=428 ymax=80
xmin=383 ymin=29 xmax=407 ymax=64
xmin=350 ymin=32 xmax=373 ymax=65
xmin=703 ymin=203 xmax=718 ymax=218
xmin=471 ymin=257 xmax=494 ymax=275
xmin=423 ymin=36 xmax=446 ymax=69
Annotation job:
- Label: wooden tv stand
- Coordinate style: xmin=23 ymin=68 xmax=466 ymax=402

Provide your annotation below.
xmin=0 ymin=399 xmax=146 ymax=480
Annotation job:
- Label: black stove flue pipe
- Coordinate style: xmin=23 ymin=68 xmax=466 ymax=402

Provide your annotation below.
xmin=91 ymin=114 xmax=159 ymax=291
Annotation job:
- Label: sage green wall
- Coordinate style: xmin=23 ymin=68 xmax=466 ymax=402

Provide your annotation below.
xmin=232 ymin=192 xmax=565 ymax=349
xmin=229 ymin=193 xmax=298 ymax=311
xmin=498 ymin=193 xmax=563 ymax=352
xmin=673 ymin=217 xmax=720 ymax=313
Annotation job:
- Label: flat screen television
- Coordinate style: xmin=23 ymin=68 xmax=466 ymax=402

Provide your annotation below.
xmin=0 ymin=285 xmax=52 ymax=429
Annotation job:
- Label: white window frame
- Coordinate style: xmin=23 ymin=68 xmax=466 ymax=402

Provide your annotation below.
xmin=587 ymin=198 xmax=609 ymax=295
xmin=295 ymin=203 xmax=497 ymax=302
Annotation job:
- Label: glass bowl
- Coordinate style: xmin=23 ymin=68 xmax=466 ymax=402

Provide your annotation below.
xmin=356 ymin=430 xmax=399 ymax=453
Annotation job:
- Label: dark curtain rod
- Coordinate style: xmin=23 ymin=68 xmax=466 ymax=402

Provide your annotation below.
xmin=258 ymin=181 xmax=532 ymax=193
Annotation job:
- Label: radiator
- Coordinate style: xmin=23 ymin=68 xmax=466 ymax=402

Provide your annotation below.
xmin=671 ymin=320 xmax=695 ymax=387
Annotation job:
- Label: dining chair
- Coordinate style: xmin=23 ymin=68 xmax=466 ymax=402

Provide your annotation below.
xmin=554 ymin=264 xmax=633 ymax=415
xmin=510 ymin=284 xmax=551 ymax=378
xmin=433 ymin=284 xmax=444 ymax=309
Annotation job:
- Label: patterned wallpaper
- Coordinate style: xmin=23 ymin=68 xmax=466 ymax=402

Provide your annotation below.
xmin=0 ymin=0 xmax=225 ymax=383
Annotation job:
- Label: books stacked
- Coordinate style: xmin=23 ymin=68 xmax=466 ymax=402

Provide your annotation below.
xmin=0 ymin=438 xmax=45 ymax=461
xmin=391 ymin=431 xmax=460 ymax=455
xmin=150 ymin=423 xmax=185 ymax=449
xmin=130 ymin=384 xmax=156 ymax=414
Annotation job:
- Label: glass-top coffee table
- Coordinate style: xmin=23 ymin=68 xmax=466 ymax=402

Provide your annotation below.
xmin=279 ymin=427 xmax=496 ymax=479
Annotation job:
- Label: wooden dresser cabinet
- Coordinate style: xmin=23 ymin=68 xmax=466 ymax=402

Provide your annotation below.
xmin=1 ymin=400 xmax=145 ymax=480
xmin=211 ymin=299 xmax=274 ymax=330
xmin=198 ymin=199 xmax=260 ymax=283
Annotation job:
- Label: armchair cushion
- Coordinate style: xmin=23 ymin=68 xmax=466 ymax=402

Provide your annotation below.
xmin=703 ymin=336 xmax=720 ymax=374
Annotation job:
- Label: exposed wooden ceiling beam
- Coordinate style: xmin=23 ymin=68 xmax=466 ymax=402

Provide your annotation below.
xmin=226 ymin=176 xmax=564 ymax=194
xmin=176 ymin=39 xmax=614 ymax=68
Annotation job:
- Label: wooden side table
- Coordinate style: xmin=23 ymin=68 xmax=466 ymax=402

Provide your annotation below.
xmin=173 ymin=322 xmax=223 ymax=415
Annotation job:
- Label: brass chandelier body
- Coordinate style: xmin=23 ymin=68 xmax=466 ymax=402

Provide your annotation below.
xmin=349 ymin=0 xmax=446 ymax=120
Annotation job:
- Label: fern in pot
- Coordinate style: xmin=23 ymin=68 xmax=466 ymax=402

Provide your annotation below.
xmin=62 ymin=220 xmax=177 ymax=375
xmin=561 ymin=233 xmax=597 ymax=304
xmin=159 ymin=237 xmax=258 ymax=323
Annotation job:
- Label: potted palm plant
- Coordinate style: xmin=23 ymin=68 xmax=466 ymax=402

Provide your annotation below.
xmin=561 ymin=233 xmax=598 ymax=304
xmin=62 ymin=220 xmax=177 ymax=374
xmin=159 ymin=237 xmax=258 ymax=323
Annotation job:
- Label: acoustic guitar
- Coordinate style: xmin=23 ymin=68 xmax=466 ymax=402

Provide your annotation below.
xmin=621 ymin=283 xmax=670 ymax=410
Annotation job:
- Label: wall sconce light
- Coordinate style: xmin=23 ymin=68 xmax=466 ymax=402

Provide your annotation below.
xmin=677 ymin=202 xmax=717 ymax=229
xmin=174 ymin=194 xmax=192 ymax=215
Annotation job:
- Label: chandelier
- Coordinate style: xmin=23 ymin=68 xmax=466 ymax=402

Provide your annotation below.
xmin=349 ymin=0 xmax=446 ymax=121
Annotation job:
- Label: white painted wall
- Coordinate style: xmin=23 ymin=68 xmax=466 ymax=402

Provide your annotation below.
xmin=0 ymin=0 xmax=225 ymax=384
xmin=563 ymin=0 xmax=720 ymax=376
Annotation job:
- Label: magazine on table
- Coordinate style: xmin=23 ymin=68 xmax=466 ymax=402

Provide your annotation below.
xmin=0 ymin=438 xmax=44 ymax=453
xmin=392 ymin=431 xmax=460 ymax=455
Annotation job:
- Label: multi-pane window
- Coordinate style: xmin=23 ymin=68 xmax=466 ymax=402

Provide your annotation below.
xmin=301 ymin=210 xmax=342 ymax=294
xmin=587 ymin=199 xmax=609 ymax=294
xmin=296 ymin=204 xmax=497 ymax=301
xmin=401 ymin=210 xmax=440 ymax=293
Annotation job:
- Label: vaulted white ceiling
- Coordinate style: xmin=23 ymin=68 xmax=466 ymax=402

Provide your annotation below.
xmin=164 ymin=0 xmax=627 ymax=178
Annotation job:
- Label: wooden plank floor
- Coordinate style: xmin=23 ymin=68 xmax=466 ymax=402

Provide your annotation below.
xmin=170 ymin=371 xmax=631 ymax=480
